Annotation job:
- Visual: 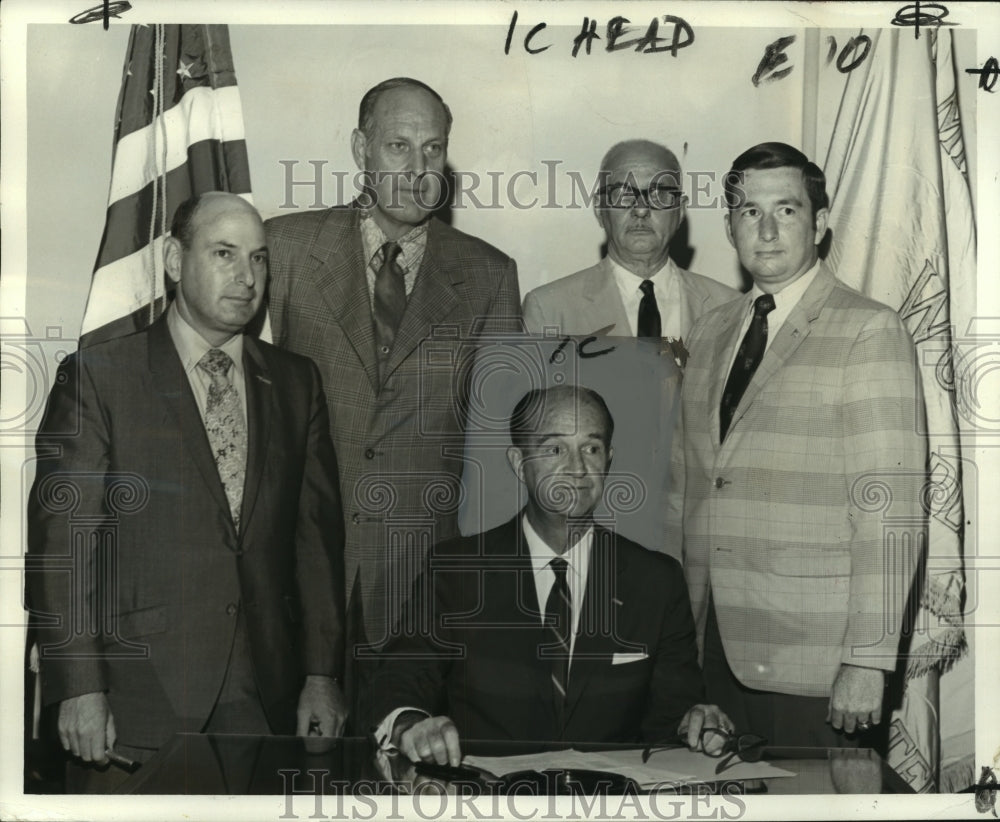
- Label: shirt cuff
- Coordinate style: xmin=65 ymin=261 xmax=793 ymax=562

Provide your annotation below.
xmin=375 ymin=706 xmax=430 ymax=750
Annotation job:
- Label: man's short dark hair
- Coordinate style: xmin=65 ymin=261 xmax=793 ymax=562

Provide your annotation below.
xmin=723 ymin=142 xmax=829 ymax=221
xmin=509 ymin=385 xmax=615 ymax=449
xmin=358 ymin=77 xmax=453 ymax=138
xmin=170 ymin=194 xmax=205 ymax=249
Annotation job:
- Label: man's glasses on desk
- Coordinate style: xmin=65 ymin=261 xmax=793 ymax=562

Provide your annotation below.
xmin=642 ymin=727 xmax=768 ymax=775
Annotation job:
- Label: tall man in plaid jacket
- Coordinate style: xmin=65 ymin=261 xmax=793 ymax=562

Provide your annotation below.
xmin=264 ymin=78 xmax=521 ymax=715
xmin=673 ymin=143 xmax=926 ymax=746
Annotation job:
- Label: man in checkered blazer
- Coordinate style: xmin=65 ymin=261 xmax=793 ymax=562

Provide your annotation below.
xmin=264 ymin=78 xmax=520 ymax=718
xmin=673 ymin=143 xmax=926 ymax=747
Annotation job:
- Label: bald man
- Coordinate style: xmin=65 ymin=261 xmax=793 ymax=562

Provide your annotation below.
xmin=27 ymin=192 xmax=347 ymax=791
xmin=523 ymin=140 xmax=737 ymax=366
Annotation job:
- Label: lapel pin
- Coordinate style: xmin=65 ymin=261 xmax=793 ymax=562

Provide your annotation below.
xmin=612 ymin=597 xmax=624 ymax=606
xmin=256 ymin=375 xmax=272 ymax=384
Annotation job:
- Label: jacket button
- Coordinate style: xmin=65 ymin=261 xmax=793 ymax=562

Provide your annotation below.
xmin=365 ymin=448 xmax=376 ymax=460
xmin=226 ymin=603 xmax=238 ymax=616
xmin=379 ymin=345 xmax=390 ymax=355
xmin=714 ymin=477 xmax=726 ymax=489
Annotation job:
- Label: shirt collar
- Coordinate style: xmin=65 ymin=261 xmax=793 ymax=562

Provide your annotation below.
xmin=359 ymin=209 xmax=429 ymax=275
xmin=749 ymin=260 xmax=821 ymax=312
xmin=522 ymin=512 xmax=593 ymax=577
xmin=166 ymin=302 xmax=244 ymax=378
xmin=608 ymin=255 xmax=677 ymax=294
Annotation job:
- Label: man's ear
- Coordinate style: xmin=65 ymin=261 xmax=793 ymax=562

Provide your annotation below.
xmin=813 ymin=207 xmax=830 ymax=245
xmin=350 ymin=128 xmax=368 ymax=171
xmin=724 ymin=211 xmax=736 ymax=249
xmin=506 ymin=445 xmax=526 ymax=484
xmin=606 ymin=446 xmax=615 ymax=470
xmin=163 ymin=236 xmax=183 ymax=286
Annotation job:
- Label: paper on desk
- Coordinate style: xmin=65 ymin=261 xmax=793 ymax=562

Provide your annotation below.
xmin=464 ymin=748 xmax=795 ymax=787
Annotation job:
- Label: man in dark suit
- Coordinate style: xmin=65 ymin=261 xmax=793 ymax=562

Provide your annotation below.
xmin=264 ymin=77 xmax=521 ymax=712
xmin=367 ymin=385 xmax=729 ymax=766
xmin=523 ymin=140 xmax=736 ymax=369
xmin=27 ymin=193 xmax=347 ymax=792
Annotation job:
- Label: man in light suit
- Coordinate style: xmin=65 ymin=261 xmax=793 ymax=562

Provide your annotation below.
xmin=264 ymin=77 xmax=521 ymax=716
xmin=522 ymin=140 xmax=736 ymax=367
xmin=27 ymin=193 xmax=347 ymax=792
xmin=368 ymin=385 xmax=730 ymax=766
xmin=674 ymin=143 xmax=926 ymax=746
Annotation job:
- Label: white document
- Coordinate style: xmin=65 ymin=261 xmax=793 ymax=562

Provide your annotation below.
xmin=464 ymin=747 xmax=795 ymax=788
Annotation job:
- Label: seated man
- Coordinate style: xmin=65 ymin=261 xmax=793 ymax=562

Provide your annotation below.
xmin=368 ymin=385 xmax=729 ymax=766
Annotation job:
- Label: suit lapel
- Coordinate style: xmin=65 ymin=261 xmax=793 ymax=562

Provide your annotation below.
xmin=722 ymin=267 xmax=836 ymax=447
xmin=307 ymin=209 xmax=380 ymax=390
xmin=238 ymin=337 xmax=272 ymax=538
xmin=563 ymin=528 xmax=620 ymax=730
xmin=676 ymin=268 xmax=707 ymax=341
xmin=382 ymin=221 xmax=460 ymax=380
xmin=707 ymin=296 xmax=752 ymax=449
xmin=581 ymin=259 xmax=632 ymax=336
xmin=486 ymin=518 xmax=560 ymax=729
xmin=147 ymin=318 xmax=233 ymax=526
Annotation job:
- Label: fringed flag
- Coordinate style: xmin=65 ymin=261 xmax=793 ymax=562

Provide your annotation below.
xmin=821 ymin=28 xmax=973 ymax=792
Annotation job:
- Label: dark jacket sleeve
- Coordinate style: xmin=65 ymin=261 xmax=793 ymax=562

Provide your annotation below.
xmin=26 ymin=352 xmax=113 ymax=705
xmin=294 ymin=358 xmax=347 ymax=679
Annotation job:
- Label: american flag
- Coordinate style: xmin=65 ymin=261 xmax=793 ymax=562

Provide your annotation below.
xmin=80 ymin=24 xmax=252 ymax=347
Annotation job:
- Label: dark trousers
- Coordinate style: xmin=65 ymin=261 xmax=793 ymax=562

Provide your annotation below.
xmin=702 ymin=596 xmax=871 ymax=748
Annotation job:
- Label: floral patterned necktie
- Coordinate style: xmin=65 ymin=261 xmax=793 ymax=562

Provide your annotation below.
xmin=198 ymin=348 xmax=247 ymax=528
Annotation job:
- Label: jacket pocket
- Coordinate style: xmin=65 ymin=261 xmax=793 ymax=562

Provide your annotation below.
xmin=770 ymin=550 xmax=850 ymax=578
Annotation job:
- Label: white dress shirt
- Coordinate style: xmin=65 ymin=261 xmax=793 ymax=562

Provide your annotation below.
xmin=166 ymin=303 xmax=247 ymax=424
xmin=609 ymin=256 xmax=683 ymax=339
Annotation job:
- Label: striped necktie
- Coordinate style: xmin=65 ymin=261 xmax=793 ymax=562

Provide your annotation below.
xmin=198 ymin=348 xmax=247 ymax=528
xmin=543 ymin=556 xmax=572 ymax=731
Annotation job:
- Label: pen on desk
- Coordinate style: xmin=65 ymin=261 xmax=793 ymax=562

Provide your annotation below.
xmin=104 ymin=748 xmax=141 ymax=773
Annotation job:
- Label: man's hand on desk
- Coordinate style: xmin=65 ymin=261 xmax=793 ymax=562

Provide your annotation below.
xmin=677 ymin=703 xmax=734 ymax=755
xmin=296 ymin=675 xmax=348 ymax=737
xmin=392 ymin=712 xmax=462 ymax=767
xmin=58 ymin=691 xmax=116 ymax=765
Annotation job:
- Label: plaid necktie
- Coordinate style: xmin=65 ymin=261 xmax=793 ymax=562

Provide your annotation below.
xmin=543 ymin=556 xmax=572 ymax=730
xmin=199 ymin=348 xmax=247 ymax=528
xmin=719 ymin=294 xmax=776 ymax=442
xmin=637 ymin=279 xmax=662 ymax=338
xmin=373 ymin=241 xmax=407 ymax=376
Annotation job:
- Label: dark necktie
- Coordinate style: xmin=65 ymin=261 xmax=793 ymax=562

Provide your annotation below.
xmin=373 ymin=241 xmax=406 ymax=373
xmin=198 ymin=348 xmax=247 ymax=528
xmin=637 ymin=279 xmax=662 ymax=338
xmin=719 ymin=294 xmax=776 ymax=442
xmin=543 ymin=557 xmax=572 ymax=731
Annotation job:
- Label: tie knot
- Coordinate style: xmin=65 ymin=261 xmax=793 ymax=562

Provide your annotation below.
xmin=381 ymin=241 xmax=402 ymax=269
xmin=753 ymin=294 xmax=776 ymax=316
xmin=199 ymin=348 xmax=234 ymax=377
xmin=550 ymin=556 xmax=568 ymax=579
xmin=639 ymin=279 xmax=655 ymax=298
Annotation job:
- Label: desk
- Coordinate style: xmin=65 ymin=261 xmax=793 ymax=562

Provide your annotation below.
xmin=116 ymin=735 xmax=914 ymax=795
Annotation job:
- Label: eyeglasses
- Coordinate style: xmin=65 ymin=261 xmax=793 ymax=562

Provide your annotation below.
xmin=598 ymin=183 xmax=684 ymax=210
xmin=642 ymin=727 xmax=767 ymax=774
